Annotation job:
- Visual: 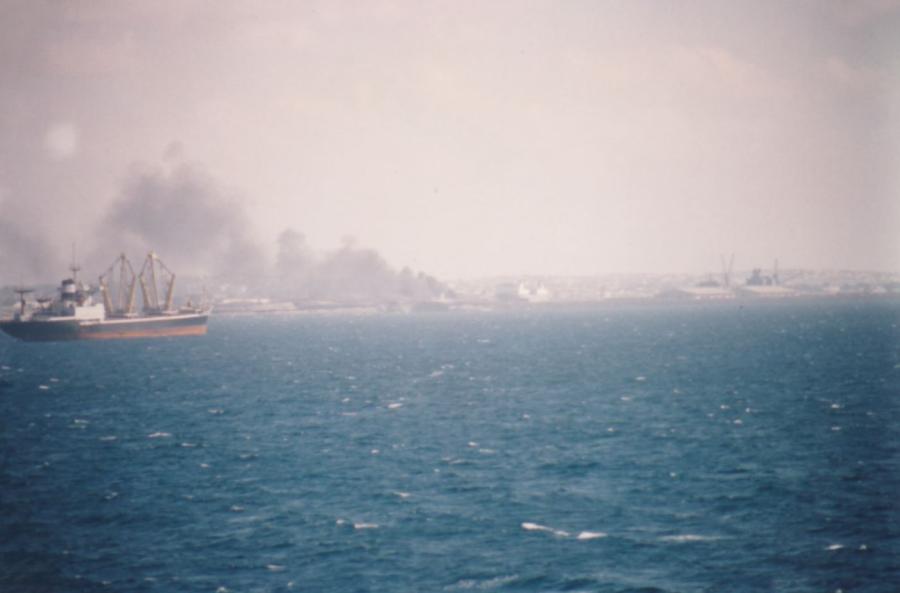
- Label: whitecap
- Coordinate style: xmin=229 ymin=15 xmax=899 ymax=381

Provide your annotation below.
xmin=73 ymin=419 xmax=89 ymax=425
xmin=371 ymin=449 xmax=380 ymax=455
xmin=353 ymin=522 xmax=379 ymax=529
xmin=826 ymin=543 xmax=843 ymax=551
xmin=393 ymin=491 xmax=411 ymax=499
xmin=200 ymin=463 xmax=210 ymax=468
xmin=521 ymin=522 xmax=569 ymax=537
xmin=831 ymin=426 xmax=842 ymax=431
xmin=429 ymin=370 xmax=444 ymax=378
xmin=660 ymin=534 xmax=718 ymax=543
xmin=635 ymin=376 xmax=646 ymax=382
xmin=208 ymin=408 xmax=224 ymax=415
xmin=481 ymin=575 xmax=517 ymax=588
xmin=478 ymin=448 xmax=496 ymax=454
xmin=266 ymin=564 xmax=285 ymax=572
xmin=733 ymin=419 xmax=743 ymax=425
xmin=230 ymin=505 xmax=244 ymax=512
xmin=99 ymin=436 xmax=118 ymax=441
xmin=448 ymin=575 xmax=518 ymax=590
xmin=576 ymin=531 xmax=607 ymax=540
xmin=336 ymin=518 xmax=347 ymax=525
xmin=387 ymin=402 xmax=403 ymax=409
xmin=38 ymin=385 xmax=50 ymax=390
xmin=49 ymin=378 xmax=60 ymax=383
xmin=468 ymin=441 xmax=479 ymax=448
xmin=147 ymin=432 xmax=171 ymax=438
xmin=181 ymin=442 xmax=197 ymax=448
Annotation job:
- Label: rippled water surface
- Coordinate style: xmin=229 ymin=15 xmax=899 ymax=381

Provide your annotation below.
xmin=1 ymin=301 xmax=899 ymax=592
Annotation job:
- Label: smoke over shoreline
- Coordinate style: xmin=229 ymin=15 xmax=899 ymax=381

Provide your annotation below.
xmin=273 ymin=231 xmax=446 ymax=303
xmin=1 ymin=158 xmax=447 ymax=303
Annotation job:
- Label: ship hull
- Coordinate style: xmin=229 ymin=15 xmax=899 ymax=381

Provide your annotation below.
xmin=0 ymin=313 xmax=209 ymax=342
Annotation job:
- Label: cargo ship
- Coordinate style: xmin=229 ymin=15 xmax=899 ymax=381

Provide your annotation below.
xmin=0 ymin=252 xmax=209 ymax=342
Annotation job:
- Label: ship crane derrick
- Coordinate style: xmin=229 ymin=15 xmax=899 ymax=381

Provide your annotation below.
xmin=13 ymin=287 xmax=34 ymax=317
xmin=99 ymin=254 xmax=138 ymax=318
xmin=138 ymin=252 xmax=177 ymax=315
xmin=100 ymin=252 xmax=177 ymax=317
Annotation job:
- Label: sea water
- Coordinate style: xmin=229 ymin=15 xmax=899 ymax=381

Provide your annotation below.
xmin=1 ymin=300 xmax=898 ymax=592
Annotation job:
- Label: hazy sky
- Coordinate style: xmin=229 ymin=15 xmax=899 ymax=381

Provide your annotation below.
xmin=1 ymin=0 xmax=899 ymax=281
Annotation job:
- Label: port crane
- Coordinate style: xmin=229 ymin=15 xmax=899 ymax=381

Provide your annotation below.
xmin=720 ymin=253 xmax=735 ymax=287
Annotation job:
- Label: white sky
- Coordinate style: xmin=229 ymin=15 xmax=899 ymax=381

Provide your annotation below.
xmin=1 ymin=0 xmax=899 ymax=279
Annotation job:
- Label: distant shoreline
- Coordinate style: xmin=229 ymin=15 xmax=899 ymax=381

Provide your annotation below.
xmin=204 ymin=292 xmax=900 ymax=317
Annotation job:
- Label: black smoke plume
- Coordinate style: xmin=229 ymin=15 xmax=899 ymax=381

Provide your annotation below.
xmin=2 ymin=156 xmax=447 ymax=305
xmin=95 ymin=161 xmax=266 ymax=280
xmin=273 ymin=230 xmax=447 ymax=304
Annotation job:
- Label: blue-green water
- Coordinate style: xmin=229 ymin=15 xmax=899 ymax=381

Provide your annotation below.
xmin=1 ymin=301 xmax=899 ymax=592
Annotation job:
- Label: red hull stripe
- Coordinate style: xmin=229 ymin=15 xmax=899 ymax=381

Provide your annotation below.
xmin=80 ymin=326 xmax=208 ymax=340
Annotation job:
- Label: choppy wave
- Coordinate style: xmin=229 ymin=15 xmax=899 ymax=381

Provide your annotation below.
xmin=576 ymin=531 xmax=607 ymax=540
xmin=659 ymin=534 xmax=721 ymax=543
xmin=1 ymin=304 xmax=896 ymax=592
xmin=446 ymin=575 xmax=519 ymax=590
